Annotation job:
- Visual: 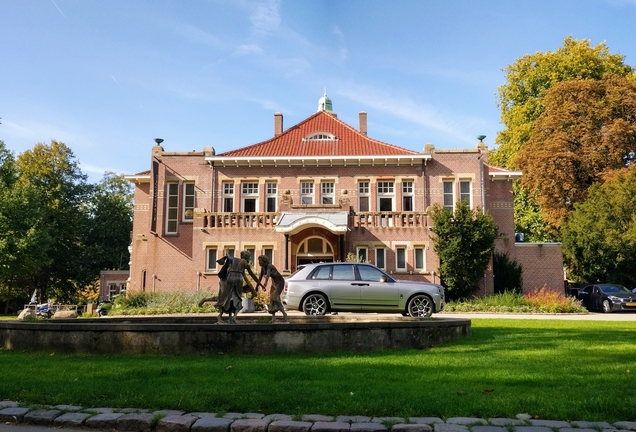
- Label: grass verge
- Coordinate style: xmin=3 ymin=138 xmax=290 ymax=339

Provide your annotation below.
xmin=1 ymin=319 xmax=635 ymax=421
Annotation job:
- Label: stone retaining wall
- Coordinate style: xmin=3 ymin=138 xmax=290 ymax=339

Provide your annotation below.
xmin=0 ymin=315 xmax=470 ymax=355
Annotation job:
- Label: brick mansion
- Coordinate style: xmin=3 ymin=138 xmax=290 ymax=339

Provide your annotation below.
xmin=124 ymin=94 xmax=563 ymax=296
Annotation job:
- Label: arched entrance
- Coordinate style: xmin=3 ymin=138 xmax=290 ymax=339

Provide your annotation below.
xmin=296 ymin=236 xmax=335 ymax=266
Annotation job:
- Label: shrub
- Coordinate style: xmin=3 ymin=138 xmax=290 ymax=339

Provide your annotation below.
xmin=522 ymin=286 xmax=585 ymax=313
xmin=493 ymin=251 xmax=523 ymax=294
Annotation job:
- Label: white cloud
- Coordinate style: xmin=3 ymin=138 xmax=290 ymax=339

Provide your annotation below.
xmin=233 ymin=44 xmax=265 ymax=57
xmin=338 ymin=85 xmax=483 ymax=146
xmin=249 ymin=0 xmax=281 ymax=36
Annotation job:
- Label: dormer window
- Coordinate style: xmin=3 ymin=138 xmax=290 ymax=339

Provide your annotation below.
xmin=303 ymin=132 xmax=337 ymax=141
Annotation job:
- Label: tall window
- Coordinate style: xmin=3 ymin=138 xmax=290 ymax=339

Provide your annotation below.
xmin=414 ymin=247 xmax=425 ymax=271
xmin=206 ymin=248 xmax=218 ymax=271
xmin=460 ymin=181 xmax=471 ymax=206
xmin=166 ymin=183 xmax=179 ymax=234
xmin=357 ymin=247 xmax=367 ymax=263
xmin=223 ymin=183 xmax=234 ymax=212
xmin=443 ymin=181 xmax=454 ymax=210
xmin=321 ymin=181 xmax=335 ymax=204
xmin=358 ymin=181 xmax=370 ymax=211
xmin=377 ymin=181 xmax=394 ymax=211
xmin=375 ymin=248 xmax=386 ymax=270
xmin=266 ymin=182 xmax=277 ymax=212
xmin=241 ymin=183 xmax=258 ymax=212
xmin=402 ymin=181 xmax=413 ymax=211
xmin=396 ymin=247 xmax=407 ymax=271
xmin=300 ymin=182 xmax=314 ymax=204
xmin=263 ymin=247 xmax=274 ymax=264
xmin=183 ymin=183 xmax=195 ymax=221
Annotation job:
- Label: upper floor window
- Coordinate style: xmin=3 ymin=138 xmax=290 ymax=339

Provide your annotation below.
xmin=241 ymin=182 xmax=258 ymax=212
xmin=266 ymin=182 xmax=277 ymax=212
xmin=358 ymin=181 xmax=370 ymax=212
xmin=300 ymin=182 xmax=314 ymax=204
xmin=460 ymin=181 xmax=471 ymax=205
xmin=303 ymin=132 xmax=337 ymax=141
xmin=402 ymin=181 xmax=413 ymax=212
xmin=443 ymin=181 xmax=454 ymax=211
xmin=183 ymin=183 xmax=195 ymax=222
xmin=223 ymin=183 xmax=234 ymax=212
xmin=165 ymin=183 xmax=179 ymax=234
xmin=377 ymin=181 xmax=394 ymax=211
xmin=321 ymin=182 xmax=335 ymax=205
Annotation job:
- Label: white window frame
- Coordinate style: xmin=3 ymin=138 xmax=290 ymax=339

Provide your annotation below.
xmin=241 ymin=182 xmax=259 ymax=212
xmin=265 ymin=182 xmax=277 ymax=212
xmin=375 ymin=247 xmax=386 ymax=270
xmin=300 ymin=182 xmax=314 ymax=205
xmin=223 ymin=183 xmax=234 ymax=213
xmin=414 ymin=247 xmax=426 ymax=271
xmin=377 ymin=181 xmax=394 ymax=211
xmin=402 ymin=181 xmax=414 ymax=212
xmin=183 ymin=183 xmax=195 ymax=222
xmin=459 ymin=180 xmax=471 ymax=207
xmin=443 ymin=180 xmax=454 ymax=211
xmin=356 ymin=247 xmax=368 ymax=263
xmin=396 ymin=246 xmax=407 ymax=271
xmin=206 ymin=248 xmax=218 ymax=272
xmin=165 ymin=183 xmax=179 ymax=234
xmin=358 ymin=181 xmax=370 ymax=212
xmin=321 ymin=181 xmax=335 ymax=205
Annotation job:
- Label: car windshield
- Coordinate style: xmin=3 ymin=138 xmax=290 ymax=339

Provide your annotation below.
xmin=600 ymin=285 xmax=630 ymax=293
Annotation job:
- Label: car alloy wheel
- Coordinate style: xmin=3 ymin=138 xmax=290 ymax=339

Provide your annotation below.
xmin=602 ymin=299 xmax=612 ymax=313
xmin=408 ymin=294 xmax=433 ymax=318
xmin=302 ymin=293 xmax=328 ymax=316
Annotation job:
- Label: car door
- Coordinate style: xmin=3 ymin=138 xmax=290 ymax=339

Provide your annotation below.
xmin=578 ymin=285 xmax=594 ymax=310
xmin=326 ymin=264 xmax=361 ymax=310
xmin=589 ymin=285 xmax=603 ymax=310
xmin=357 ymin=264 xmax=400 ymax=311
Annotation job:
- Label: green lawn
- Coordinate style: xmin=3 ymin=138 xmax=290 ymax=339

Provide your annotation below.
xmin=1 ymin=319 xmax=635 ymax=422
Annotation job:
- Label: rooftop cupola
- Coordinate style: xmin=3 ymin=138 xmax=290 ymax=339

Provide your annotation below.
xmin=317 ymin=89 xmax=334 ymax=113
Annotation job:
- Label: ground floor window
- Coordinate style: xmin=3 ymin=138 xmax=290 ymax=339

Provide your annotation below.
xmin=206 ymin=248 xmax=218 ymax=271
xmin=375 ymin=248 xmax=386 ymax=270
xmin=396 ymin=247 xmax=407 ymax=271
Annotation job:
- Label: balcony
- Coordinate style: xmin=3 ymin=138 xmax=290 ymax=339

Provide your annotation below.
xmin=196 ymin=210 xmax=429 ymax=229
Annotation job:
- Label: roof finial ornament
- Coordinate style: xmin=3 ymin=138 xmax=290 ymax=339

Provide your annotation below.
xmin=317 ymin=89 xmax=334 ymax=113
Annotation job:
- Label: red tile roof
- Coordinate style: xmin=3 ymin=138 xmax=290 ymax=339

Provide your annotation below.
xmin=219 ymin=111 xmax=419 ymax=157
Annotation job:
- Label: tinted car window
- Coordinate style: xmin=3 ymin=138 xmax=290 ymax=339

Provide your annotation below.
xmin=332 ymin=265 xmax=355 ymax=280
xmin=312 ymin=266 xmax=331 ymax=280
xmin=358 ymin=265 xmax=386 ymax=282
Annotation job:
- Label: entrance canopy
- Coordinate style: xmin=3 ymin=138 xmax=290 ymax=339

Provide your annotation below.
xmin=275 ymin=212 xmax=349 ymax=234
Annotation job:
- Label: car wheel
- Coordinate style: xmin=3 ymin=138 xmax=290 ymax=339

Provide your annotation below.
xmin=302 ymin=293 xmax=328 ymax=316
xmin=407 ymin=295 xmax=434 ymax=318
xmin=602 ymin=299 xmax=612 ymax=313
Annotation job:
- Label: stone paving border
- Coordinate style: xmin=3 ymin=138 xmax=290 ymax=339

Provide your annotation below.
xmin=1 ymin=402 xmax=636 ymax=432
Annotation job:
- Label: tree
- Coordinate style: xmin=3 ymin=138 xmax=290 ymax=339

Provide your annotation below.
xmin=491 ymin=37 xmax=633 ymax=241
xmin=430 ymin=201 xmax=498 ymax=300
xmin=562 ymin=168 xmax=636 ymax=287
xmin=14 ymin=141 xmax=91 ymax=303
xmin=493 ymin=37 xmax=633 ymax=169
xmin=516 ymin=74 xmax=636 ymax=229
xmin=75 ymin=172 xmax=133 ymax=289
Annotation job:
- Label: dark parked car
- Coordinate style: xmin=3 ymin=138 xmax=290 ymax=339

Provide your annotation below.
xmin=283 ymin=262 xmax=445 ymax=318
xmin=577 ymin=284 xmax=636 ymax=313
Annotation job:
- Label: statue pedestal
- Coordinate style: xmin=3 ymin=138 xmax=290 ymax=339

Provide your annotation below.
xmin=240 ymin=298 xmax=255 ymax=313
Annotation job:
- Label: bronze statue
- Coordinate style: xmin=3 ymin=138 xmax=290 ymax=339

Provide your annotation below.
xmin=199 ymin=252 xmax=263 ymax=324
xmin=258 ymin=255 xmax=288 ymax=323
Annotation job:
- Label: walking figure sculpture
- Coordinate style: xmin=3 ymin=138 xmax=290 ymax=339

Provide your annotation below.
xmin=222 ymin=251 xmax=264 ymax=324
xmin=258 ymin=255 xmax=288 ymax=323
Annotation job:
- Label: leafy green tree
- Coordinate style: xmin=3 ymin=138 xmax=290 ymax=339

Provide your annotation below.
xmin=562 ymin=168 xmax=636 ymax=287
xmin=75 ymin=172 xmax=133 ymax=289
xmin=491 ymin=37 xmax=633 ymax=240
xmin=15 ymin=141 xmax=91 ymax=303
xmin=430 ymin=201 xmax=498 ymax=300
xmin=517 ymin=74 xmax=636 ymax=230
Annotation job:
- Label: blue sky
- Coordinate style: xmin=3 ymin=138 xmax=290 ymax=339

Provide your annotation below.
xmin=1 ymin=0 xmax=636 ymax=183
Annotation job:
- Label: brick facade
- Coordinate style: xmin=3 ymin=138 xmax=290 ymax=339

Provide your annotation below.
xmin=126 ymin=99 xmax=563 ymax=297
